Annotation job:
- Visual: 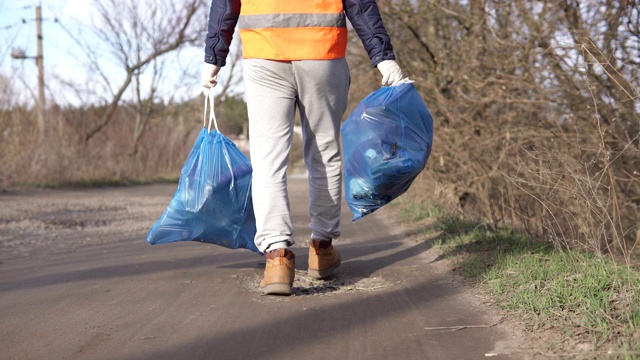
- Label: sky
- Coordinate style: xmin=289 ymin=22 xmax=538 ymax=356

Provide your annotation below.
xmin=0 ymin=0 xmax=238 ymax=107
xmin=1 ymin=1 xmax=95 ymax=102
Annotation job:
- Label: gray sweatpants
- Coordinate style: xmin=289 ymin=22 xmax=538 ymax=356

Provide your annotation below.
xmin=243 ymin=58 xmax=350 ymax=253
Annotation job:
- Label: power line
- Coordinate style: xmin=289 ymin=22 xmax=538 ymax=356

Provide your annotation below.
xmin=1 ymin=4 xmax=34 ymax=12
xmin=1 ymin=19 xmax=28 ymax=30
xmin=0 ymin=2 xmax=36 ymax=27
xmin=2 ymin=16 xmax=57 ymax=30
xmin=54 ymin=17 xmax=88 ymax=52
xmin=0 ymin=22 xmax=26 ymax=67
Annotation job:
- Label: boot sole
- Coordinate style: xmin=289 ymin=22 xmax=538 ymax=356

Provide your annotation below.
xmin=260 ymin=282 xmax=293 ymax=296
xmin=308 ymin=258 xmax=341 ymax=279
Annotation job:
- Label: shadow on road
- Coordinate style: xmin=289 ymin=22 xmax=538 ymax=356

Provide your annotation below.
xmin=0 ymin=246 xmax=257 ymax=292
xmin=119 ymin=275 xmax=466 ymax=360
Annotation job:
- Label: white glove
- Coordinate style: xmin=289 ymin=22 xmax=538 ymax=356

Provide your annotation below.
xmin=376 ymin=60 xmax=403 ymax=86
xmin=201 ymin=62 xmax=221 ymax=88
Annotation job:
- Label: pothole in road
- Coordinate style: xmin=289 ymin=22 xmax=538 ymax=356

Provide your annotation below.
xmin=246 ymin=270 xmax=393 ymax=300
xmin=37 ymin=207 xmax=124 ymax=229
xmin=41 ymin=218 xmax=113 ymax=229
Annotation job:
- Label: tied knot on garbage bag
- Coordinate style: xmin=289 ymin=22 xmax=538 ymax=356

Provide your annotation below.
xmin=341 ymin=82 xmax=434 ymax=221
xmin=146 ymin=89 xmax=259 ymax=253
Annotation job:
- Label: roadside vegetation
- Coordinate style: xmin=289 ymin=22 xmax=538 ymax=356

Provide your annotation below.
xmin=397 ymin=193 xmax=640 ymax=358
xmin=382 ymin=2 xmax=640 ymax=356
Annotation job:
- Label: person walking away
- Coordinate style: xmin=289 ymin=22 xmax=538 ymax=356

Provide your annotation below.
xmin=201 ymin=0 xmax=404 ymax=295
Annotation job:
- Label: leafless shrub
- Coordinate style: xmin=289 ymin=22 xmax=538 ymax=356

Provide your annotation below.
xmin=373 ymin=0 xmax=639 ymax=260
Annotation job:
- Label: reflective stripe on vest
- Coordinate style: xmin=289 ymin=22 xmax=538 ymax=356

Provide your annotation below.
xmin=239 ymin=0 xmax=347 ymax=61
xmin=239 ymin=13 xmax=347 ymax=30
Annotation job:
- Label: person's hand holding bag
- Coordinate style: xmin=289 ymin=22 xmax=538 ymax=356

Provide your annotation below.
xmin=376 ymin=60 xmax=403 ymax=86
xmin=201 ymin=62 xmax=222 ymax=88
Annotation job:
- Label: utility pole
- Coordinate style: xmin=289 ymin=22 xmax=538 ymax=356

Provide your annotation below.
xmin=10 ymin=4 xmax=46 ymax=139
xmin=36 ymin=5 xmax=45 ymax=111
xmin=36 ymin=4 xmax=45 ymax=138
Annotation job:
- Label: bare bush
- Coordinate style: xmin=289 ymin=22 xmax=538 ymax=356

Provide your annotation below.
xmin=375 ymin=0 xmax=639 ymax=260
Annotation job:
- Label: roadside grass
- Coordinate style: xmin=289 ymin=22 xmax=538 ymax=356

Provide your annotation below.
xmin=398 ymin=200 xmax=442 ymax=223
xmin=399 ymin=200 xmax=640 ymax=358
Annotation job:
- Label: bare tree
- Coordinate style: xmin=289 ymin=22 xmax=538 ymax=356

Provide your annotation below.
xmin=82 ymin=0 xmax=207 ymax=142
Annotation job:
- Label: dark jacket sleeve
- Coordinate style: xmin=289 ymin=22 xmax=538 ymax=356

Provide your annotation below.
xmin=204 ymin=0 xmax=241 ymax=66
xmin=344 ymin=0 xmax=396 ymax=67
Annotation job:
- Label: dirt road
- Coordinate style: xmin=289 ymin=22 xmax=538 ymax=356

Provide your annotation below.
xmin=0 ymin=177 xmax=525 ymax=359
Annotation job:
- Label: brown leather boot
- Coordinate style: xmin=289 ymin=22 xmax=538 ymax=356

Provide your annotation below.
xmin=308 ymin=239 xmax=341 ymax=279
xmin=260 ymin=248 xmax=295 ymax=295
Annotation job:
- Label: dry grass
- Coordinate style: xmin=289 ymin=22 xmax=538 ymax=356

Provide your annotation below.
xmin=0 ymin=103 xmax=202 ymax=189
xmin=376 ymin=0 xmax=640 ymax=261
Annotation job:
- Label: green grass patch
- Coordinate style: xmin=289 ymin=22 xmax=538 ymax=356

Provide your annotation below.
xmin=396 ymin=197 xmax=442 ymax=223
xmin=482 ymin=249 xmax=640 ymax=355
xmin=400 ymin=202 xmax=640 ymax=357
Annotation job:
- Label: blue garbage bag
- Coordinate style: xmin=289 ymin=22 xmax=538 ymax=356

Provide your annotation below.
xmin=146 ymin=92 xmax=259 ymax=253
xmin=341 ymin=82 xmax=434 ymax=221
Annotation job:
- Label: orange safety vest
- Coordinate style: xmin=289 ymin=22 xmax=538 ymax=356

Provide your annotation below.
xmin=239 ymin=0 xmax=348 ymax=61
